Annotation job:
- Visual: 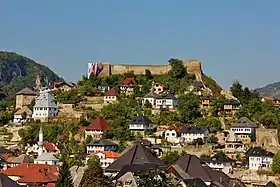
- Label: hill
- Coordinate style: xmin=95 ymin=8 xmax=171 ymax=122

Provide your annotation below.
xmin=0 ymin=51 xmax=63 ymax=101
xmin=255 ymin=82 xmax=280 ymax=97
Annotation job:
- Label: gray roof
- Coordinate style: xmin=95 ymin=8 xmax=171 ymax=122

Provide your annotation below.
xmin=105 ymin=142 xmax=167 ymax=172
xmin=144 ymin=91 xmax=177 ymax=99
xmin=223 ymin=99 xmax=240 ymax=105
xmin=9 ymin=154 xmax=33 ymax=164
xmin=99 ymin=81 xmax=109 ymax=87
xmin=87 ymin=139 xmax=117 ymax=146
xmin=14 ymin=106 xmax=32 ymax=115
xmin=130 ymin=115 xmax=152 ymax=126
xmin=34 ymin=92 xmax=58 ymax=108
xmin=266 ymin=181 xmax=277 ymax=187
xmin=16 ymin=87 xmax=37 ymax=95
xmin=246 ymin=147 xmax=274 ymax=158
xmin=232 ymin=117 xmax=257 ymax=128
xmin=35 ymin=153 xmax=59 ymax=161
xmin=180 ymin=126 xmax=208 ymax=134
xmin=0 ymin=173 xmax=23 ymax=187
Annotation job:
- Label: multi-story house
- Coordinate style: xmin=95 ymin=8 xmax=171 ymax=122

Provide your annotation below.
xmin=246 ymin=147 xmax=274 ymax=170
xmin=129 ymin=115 xmax=153 ymax=135
xmin=151 ymin=82 xmax=167 ymax=95
xmin=180 ymin=126 xmax=209 ymax=143
xmin=13 ymin=106 xmax=32 ymax=124
xmin=104 ymin=88 xmax=118 ymax=104
xmin=86 ymin=140 xmax=118 ymax=154
xmin=224 ymin=131 xmax=245 ymax=159
xmin=262 ymin=97 xmax=280 ymax=107
xmin=143 ymin=92 xmax=178 ymax=111
xmin=86 ymin=151 xmax=120 ymax=169
xmin=205 ymin=153 xmax=234 ymax=174
xmin=201 ymin=95 xmax=211 ymax=109
xmin=223 ymin=99 xmax=241 ymax=116
xmin=230 ymin=117 xmax=257 ymax=144
xmin=120 ymin=78 xmax=138 ymax=96
xmin=34 ymin=153 xmax=59 ymax=166
xmin=15 ymin=87 xmax=37 ymax=109
xmin=163 ymin=125 xmax=180 ymax=144
xmin=85 ymin=117 xmax=112 ymax=139
xmin=53 ymin=81 xmax=76 ymax=92
xmin=98 ymin=81 xmax=110 ymax=93
xmin=32 ymin=92 xmax=58 ymax=122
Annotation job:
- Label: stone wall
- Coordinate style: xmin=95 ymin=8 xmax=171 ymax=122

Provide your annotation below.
xmin=98 ymin=60 xmax=202 ymax=81
xmin=256 ymin=128 xmax=280 ymax=153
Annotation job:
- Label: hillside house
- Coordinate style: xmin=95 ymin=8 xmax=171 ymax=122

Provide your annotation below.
xmin=98 ymin=81 xmax=110 ymax=93
xmin=15 ymin=87 xmax=37 ymax=109
xmin=201 ymin=95 xmax=211 ymax=108
xmin=32 ymin=92 xmax=58 ymax=122
xmin=86 ymin=151 xmax=120 ymax=169
xmin=13 ymin=106 xmax=32 ymax=124
xmin=53 ymin=81 xmax=76 ymax=92
xmin=25 ymin=141 xmax=59 ymax=157
xmin=224 ymin=131 xmax=245 ymax=159
xmin=223 ymin=99 xmax=241 ymax=116
xmin=85 ymin=117 xmax=112 ymax=139
xmin=86 ymin=140 xmax=118 ymax=154
xmin=120 ymin=77 xmax=138 ymax=96
xmin=262 ymin=97 xmax=280 ymax=107
xmin=205 ymin=153 xmax=234 ymax=174
xmin=2 ymin=164 xmax=58 ymax=186
xmin=180 ymin=126 xmax=209 ymax=143
xmin=230 ymin=117 xmax=257 ymax=144
xmin=6 ymin=154 xmax=34 ymax=168
xmin=143 ymin=92 xmax=178 ymax=111
xmin=246 ymin=147 xmax=274 ymax=170
xmin=58 ymin=101 xmax=77 ymax=115
xmin=151 ymin=82 xmax=167 ymax=95
xmin=104 ymin=88 xmax=118 ymax=104
xmin=129 ymin=115 xmax=153 ymax=135
xmin=164 ymin=125 xmax=180 ymax=144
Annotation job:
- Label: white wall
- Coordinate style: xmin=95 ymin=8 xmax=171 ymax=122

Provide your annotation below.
xmin=86 ymin=145 xmax=117 ymax=154
xmin=32 ymin=107 xmax=57 ymax=118
xmin=230 ymin=127 xmax=253 ymax=134
xmin=164 ymin=130 xmax=179 ymax=143
xmin=35 ymin=160 xmax=59 ymax=166
xmin=249 ymin=156 xmax=273 ymax=170
xmin=104 ymin=96 xmax=117 ymax=104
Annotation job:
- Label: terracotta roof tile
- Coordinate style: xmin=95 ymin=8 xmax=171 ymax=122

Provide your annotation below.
xmin=167 ymin=125 xmax=180 ymax=132
xmin=104 ymin=88 xmax=118 ymax=96
xmin=89 ymin=151 xmax=120 ymax=159
xmin=85 ymin=117 xmax=112 ymax=131
xmin=44 ymin=142 xmax=57 ymax=152
xmin=122 ymin=78 xmax=137 ymax=86
xmin=263 ymin=97 xmax=274 ymax=101
xmin=17 ymin=171 xmax=57 ymax=183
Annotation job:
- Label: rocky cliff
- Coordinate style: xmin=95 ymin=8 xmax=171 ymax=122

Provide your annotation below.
xmin=0 ymin=51 xmax=63 ymax=100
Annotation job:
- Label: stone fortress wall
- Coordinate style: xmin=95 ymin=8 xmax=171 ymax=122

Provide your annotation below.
xmin=99 ymin=60 xmax=202 ymax=81
xmin=256 ymin=128 xmax=280 ymax=153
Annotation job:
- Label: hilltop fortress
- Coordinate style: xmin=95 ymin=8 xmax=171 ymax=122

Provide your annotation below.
xmin=97 ymin=60 xmax=202 ymax=81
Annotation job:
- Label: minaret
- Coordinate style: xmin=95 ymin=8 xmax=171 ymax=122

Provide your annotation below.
xmin=38 ymin=126 xmax=43 ymax=156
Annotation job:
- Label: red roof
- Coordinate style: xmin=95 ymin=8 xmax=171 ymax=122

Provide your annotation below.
xmin=85 ymin=117 xmax=112 ymax=131
xmin=263 ymin=97 xmax=274 ymax=101
xmin=88 ymin=151 xmax=120 ymax=159
xmin=122 ymin=78 xmax=137 ymax=86
xmin=167 ymin=125 xmax=180 ymax=132
xmin=2 ymin=164 xmax=58 ymax=183
xmin=44 ymin=142 xmax=57 ymax=152
xmin=104 ymin=88 xmax=118 ymax=96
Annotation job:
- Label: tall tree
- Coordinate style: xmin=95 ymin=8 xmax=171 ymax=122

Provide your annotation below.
xmin=80 ymin=157 xmax=111 ymax=187
xmin=55 ymin=162 xmax=74 ymax=187
xmin=178 ymin=93 xmax=201 ymax=123
xmin=272 ymin=152 xmax=280 ymax=173
xmin=168 ymin=58 xmax=187 ymax=80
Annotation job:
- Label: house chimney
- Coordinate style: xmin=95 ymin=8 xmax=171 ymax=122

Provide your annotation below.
xmin=220 ymin=177 xmax=223 ymax=183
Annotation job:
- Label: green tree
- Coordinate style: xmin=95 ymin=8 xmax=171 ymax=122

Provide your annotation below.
xmin=145 ymin=69 xmax=153 ymax=79
xmin=81 ymin=157 xmax=111 ymax=187
xmin=85 ymin=135 xmax=93 ymax=144
xmin=207 ymin=134 xmax=218 ymax=144
xmin=272 ymin=152 xmax=280 ymax=173
xmin=162 ymin=151 xmax=187 ymax=165
xmin=200 ymin=154 xmax=211 ymax=162
xmin=168 ymin=58 xmax=186 ymax=80
xmin=55 ymin=162 xmax=74 ymax=187
xmin=178 ymin=93 xmax=201 ymax=123
xmin=195 ymin=117 xmax=222 ymax=133
xmin=137 ymin=169 xmax=174 ymax=187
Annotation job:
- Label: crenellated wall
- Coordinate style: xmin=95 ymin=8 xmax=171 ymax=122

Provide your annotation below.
xmin=98 ymin=60 xmax=202 ymax=80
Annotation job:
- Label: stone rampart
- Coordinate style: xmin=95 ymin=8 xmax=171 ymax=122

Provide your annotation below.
xmin=256 ymin=128 xmax=280 ymax=153
xmin=98 ymin=60 xmax=202 ymax=81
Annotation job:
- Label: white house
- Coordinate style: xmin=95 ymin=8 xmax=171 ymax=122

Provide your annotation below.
xmin=98 ymin=81 xmax=110 ymax=93
xmin=129 ymin=115 xmax=153 ymax=135
xmin=86 ymin=140 xmax=118 ymax=155
xmin=32 ymin=92 xmax=58 ymax=122
xmin=164 ymin=125 xmax=180 ymax=144
xmin=247 ymin=147 xmax=274 ymax=170
xmin=104 ymin=88 xmax=118 ymax=104
xmin=143 ymin=92 xmax=178 ymax=111
xmin=86 ymin=151 xmax=120 ymax=169
xmin=13 ymin=106 xmax=32 ymax=124
xmin=180 ymin=126 xmax=209 ymax=143
xmin=205 ymin=153 xmax=234 ymax=174
xmin=34 ymin=153 xmax=59 ymax=166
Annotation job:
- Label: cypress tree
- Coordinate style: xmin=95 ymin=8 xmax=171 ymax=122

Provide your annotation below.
xmin=55 ymin=162 xmax=74 ymax=187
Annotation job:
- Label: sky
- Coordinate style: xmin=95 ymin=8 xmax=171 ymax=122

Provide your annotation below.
xmin=1 ymin=1 xmax=280 ymax=89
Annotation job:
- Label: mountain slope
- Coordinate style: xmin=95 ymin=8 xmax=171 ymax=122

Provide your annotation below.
xmin=0 ymin=51 xmax=63 ymax=100
xmin=254 ymin=82 xmax=280 ymax=97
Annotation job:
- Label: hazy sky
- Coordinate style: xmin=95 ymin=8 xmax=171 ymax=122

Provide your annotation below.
xmin=1 ymin=1 xmax=280 ymax=89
